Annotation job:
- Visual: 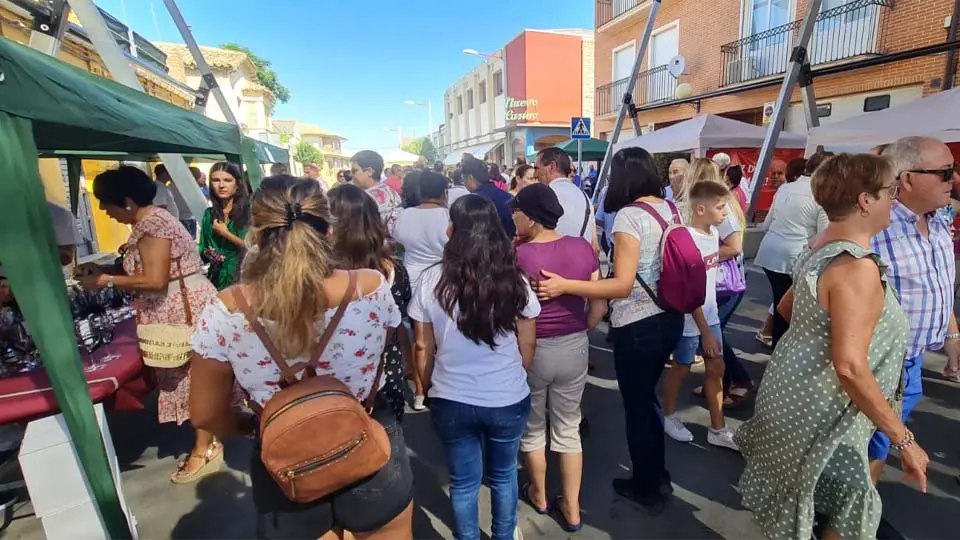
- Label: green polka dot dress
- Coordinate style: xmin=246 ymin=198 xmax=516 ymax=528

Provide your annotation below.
xmin=734 ymin=241 xmax=908 ymax=540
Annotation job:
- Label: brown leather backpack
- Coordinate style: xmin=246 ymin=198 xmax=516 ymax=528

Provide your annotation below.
xmin=233 ymin=271 xmax=391 ymax=503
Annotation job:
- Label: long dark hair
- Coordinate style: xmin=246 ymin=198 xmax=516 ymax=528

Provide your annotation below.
xmin=604 ymin=147 xmax=663 ymax=213
xmin=435 ymin=194 xmax=529 ymax=348
xmin=327 ymin=183 xmax=392 ymax=276
xmin=209 ymin=162 xmax=251 ymax=231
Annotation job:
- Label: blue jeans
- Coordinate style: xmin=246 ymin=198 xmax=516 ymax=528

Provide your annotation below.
xmin=717 ymin=292 xmax=752 ymax=389
xmin=611 ymin=311 xmax=683 ymax=498
xmin=430 ymin=396 xmax=531 ymax=540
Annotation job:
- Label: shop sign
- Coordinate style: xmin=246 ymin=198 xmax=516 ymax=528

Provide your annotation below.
xmin=505 ymin=96 xmax=539 ymax=121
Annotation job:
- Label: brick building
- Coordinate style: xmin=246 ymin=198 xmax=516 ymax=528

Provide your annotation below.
xmin=594 ymin=0 xmax=960 ymax=140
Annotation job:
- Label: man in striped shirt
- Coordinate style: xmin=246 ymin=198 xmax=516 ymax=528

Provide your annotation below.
xmin=868 ymin=136 xmax=960 ymax=482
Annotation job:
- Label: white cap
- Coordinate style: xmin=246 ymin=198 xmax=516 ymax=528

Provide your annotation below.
xmin=712 ymin=152 xmax=731 ymax=168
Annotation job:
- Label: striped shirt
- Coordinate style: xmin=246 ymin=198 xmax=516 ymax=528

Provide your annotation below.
xmin=872 ymin=201 xmax=955 ymax=358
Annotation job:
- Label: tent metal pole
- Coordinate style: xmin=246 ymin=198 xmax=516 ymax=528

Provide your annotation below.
xmin=592 ymin=0 xmax=662 ymax=204
xmin=68 ymin=0 xmax=208 ymax=222
xmin=162 ymin=0 xmax=240 ymax=127
xmin=747 ymin=0 xmax=824 ymax=222
xmin=26 ymin=0 xmax=70 ymax=55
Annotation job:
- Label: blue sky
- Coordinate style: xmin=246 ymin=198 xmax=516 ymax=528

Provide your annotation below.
xmin=96 ymin=0 xmax=593 ymax=152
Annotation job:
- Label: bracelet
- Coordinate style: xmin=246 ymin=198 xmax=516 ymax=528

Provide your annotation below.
xmin=891 ymin=428 xmax=915 ymax=451
xmin=945 ymin=332 xmax=960 ymax=341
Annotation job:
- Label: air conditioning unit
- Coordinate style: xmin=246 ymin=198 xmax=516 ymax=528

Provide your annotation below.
xmin=724 ymin=56 xmax=763 ymax=86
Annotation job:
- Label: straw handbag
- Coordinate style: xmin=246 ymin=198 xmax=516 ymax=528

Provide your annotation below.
xmin=136 ymin=258 xmax=194 ymax=369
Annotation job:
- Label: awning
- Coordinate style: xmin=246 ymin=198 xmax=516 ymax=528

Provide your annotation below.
xmin=442 ymin=140 xmax=504 ymax=165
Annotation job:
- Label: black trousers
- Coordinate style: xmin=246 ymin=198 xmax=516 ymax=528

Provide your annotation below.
xmin=763 ymin=268 xmax=794 ymax=347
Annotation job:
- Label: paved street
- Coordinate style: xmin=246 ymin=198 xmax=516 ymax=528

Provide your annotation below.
xmin=4 ymin=268 xmax=960 ymax=539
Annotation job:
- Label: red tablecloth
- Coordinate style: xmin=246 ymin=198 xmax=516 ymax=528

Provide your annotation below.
xmin=0 ymin=319 xmax=150 ymax=424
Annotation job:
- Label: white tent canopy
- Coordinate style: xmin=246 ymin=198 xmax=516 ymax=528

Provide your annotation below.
xmin=806 ymin=87 xmax=960 ymax=153
xmin=382 ymin=148 xmax=421 ymax=165
xmin=613 ymin=114 xmax=807 ymax=156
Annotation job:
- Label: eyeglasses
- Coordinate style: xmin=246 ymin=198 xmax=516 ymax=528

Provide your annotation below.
xmin=881 ymin=182 xmax=899 ymax=199
xmin=899 ymin=163 xmax=959 ymax=182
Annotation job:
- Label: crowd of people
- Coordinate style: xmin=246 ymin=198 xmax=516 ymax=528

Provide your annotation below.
xmin=70 ymin=133 xmax=959 ymax=539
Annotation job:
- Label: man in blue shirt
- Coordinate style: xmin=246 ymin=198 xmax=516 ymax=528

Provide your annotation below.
xmin=462 ymin=157 xmax=516 ymax=238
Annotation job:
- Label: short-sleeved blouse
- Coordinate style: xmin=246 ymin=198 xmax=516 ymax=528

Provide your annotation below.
xmin=191 ymin=274 xmax=401 ymax=407
xmin=609 ymin=202 xmax=676 ymax=328
xmin=123 ymin=206 xmax=204 ymax=278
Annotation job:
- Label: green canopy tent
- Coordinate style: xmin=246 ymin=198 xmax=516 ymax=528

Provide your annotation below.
xmin=554 ymin=138 xmax=609 ymax=162
xmin=0 ymin=35 xmax=273 ymax=538
xmin=37 ymin=136 xmax=291 ymax=165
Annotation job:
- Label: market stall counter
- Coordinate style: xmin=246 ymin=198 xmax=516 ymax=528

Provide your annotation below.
xmin=0 ymin=320 xmax=148 ymax=425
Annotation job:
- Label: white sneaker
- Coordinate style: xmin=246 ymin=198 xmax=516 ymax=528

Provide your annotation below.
xmin=412 ymin=395 xmax=427 ymax=411
xmin=663 ymin=413 xmax=694 ymax=442
xmin=708 ymin=427 xmax=740 ymax=451
xmin=514 ymin=526 xmax=524 ymax=540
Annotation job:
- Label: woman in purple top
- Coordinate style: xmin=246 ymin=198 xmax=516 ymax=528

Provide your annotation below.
xmin=510 ymin=184 xmax=607 ymax=531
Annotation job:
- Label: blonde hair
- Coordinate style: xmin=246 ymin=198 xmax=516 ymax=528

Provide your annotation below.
xmin=242 ymin=175 xmax=335 ymax=358
xmin=685 ymin=158 xmax=745 ymax=228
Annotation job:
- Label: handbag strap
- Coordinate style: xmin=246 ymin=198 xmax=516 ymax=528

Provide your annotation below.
xmin=232 ymin=271 xmax=357 ymax=387
xmin=627 ymin=200 xmax=679 ymax=310
xmin=134 ymin=257 xmax=191 ymax=325
xmin=578 ymin=189 xmax=591 ymax=238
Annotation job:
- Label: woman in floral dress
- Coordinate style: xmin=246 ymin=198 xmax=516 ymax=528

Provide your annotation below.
xmin=81 ymin=166 xmax=222 ymax=483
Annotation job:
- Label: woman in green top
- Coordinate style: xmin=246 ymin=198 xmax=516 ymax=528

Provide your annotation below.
xmin=198 ymin=162 xmax=250 ymax=290
xmin=734 ymin=154 xmax=929 ymax=540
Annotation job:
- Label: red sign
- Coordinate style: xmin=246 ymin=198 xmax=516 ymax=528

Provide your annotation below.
xmin=708 ymin=148 xmax=805 ymax=221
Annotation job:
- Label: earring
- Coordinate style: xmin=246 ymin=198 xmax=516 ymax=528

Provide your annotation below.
xmin=125 ymin=206 xmax=132 ymax=211
xmin=859 ymin=208 xmax=869 ymax=218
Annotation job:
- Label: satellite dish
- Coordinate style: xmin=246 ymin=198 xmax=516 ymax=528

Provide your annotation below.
xmin=668 ymin=55 xmax=686 ymax=78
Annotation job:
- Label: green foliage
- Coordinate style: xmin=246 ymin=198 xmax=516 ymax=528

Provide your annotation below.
xmin=401 ymin=137 xmax=438 ymax=163
xmin=293 ymin=141 xmax=324 ymax=165
xmin=220 ymin=42 xmax=291 ymax=103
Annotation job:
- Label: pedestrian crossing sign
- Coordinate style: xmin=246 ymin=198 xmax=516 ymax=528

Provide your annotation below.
xmin=570 ymin=117 xmax=591 ymax=140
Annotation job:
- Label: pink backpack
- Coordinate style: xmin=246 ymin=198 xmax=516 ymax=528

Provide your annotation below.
xmin=629 ymin=201 xmax=707 ymax=314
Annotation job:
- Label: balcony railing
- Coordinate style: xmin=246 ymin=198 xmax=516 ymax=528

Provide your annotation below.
xmin=720 ymin=0 xmax=892 ymax=87
xmin=596 ymin=0 xmax=648 ymax=28
xmin=596 ymin=64 xmax=674 ymax=116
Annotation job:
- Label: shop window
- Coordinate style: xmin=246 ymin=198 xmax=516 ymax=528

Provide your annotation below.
xmin=863 ymin=95 xmax=890 ymax=112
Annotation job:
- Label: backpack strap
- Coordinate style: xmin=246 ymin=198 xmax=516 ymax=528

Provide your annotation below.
xmin=231 ymin=271 xmax=357 ymax=387
xmin=626 ymin=201 xmax=674 ymax=310
xmin=578 ymin=189 xmax=591 ymax=238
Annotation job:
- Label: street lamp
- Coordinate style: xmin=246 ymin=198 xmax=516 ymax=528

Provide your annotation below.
xmin=403 ymin=100 xmax=433 ymax=139
xmin=462 ymin=48 xmax=501 ymax=59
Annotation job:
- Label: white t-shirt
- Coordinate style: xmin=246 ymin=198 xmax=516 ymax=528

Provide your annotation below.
xmin=609 ymin=202 xmax=676 ymax=328
xmin=754 ymin=176 xmax=829 ymax=274
xmin=550 ymin=178 xmax=596 ymax=243
xmin=153 ymin=182 xmax=180 ymax=221
xmin=408 ymin=264 xmax=540 ymax=408
xmin=392 ymin=207 xmax=449 ymax=288
xmin=190 ymin=274 xmax=401 ymax=407
xmin=47 ymin=202 xmax=82 ymax=247
xmin=447 ymin=185 xmax=470 ymax=207
xmin=683 ymin=226 xmax=720 ymax=336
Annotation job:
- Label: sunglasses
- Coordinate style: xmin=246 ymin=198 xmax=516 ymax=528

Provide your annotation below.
xmin=899 ymin=163 xmax=959 ymax=182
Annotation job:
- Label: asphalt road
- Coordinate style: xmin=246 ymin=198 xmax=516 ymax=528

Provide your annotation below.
xmin=3 ymin=267 xmax=960 ymax=539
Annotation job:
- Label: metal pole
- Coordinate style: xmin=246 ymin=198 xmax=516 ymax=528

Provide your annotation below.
xmin=26 ymin=0 xmax=70 ymax=56
xmin=592 ymin=0 xmax=663 ymax=204
xmin=577 ymin=139 xmax=584 ymax=188
xmin=747 ymin=0 xmax=823 ymax=222
xmin=162 ymin=0 xmax=238 ymax=126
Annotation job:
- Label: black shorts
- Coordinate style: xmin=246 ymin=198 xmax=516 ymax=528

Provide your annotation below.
xmin=252 ymin=397 xmax=414 ymax=538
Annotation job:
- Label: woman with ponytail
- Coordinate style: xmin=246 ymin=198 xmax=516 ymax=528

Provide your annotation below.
xmin=189 ymin=175 xmax=414 ymax=539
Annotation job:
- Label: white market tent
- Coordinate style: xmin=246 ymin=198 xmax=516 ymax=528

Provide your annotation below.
xmin=382 ymin=148 xmax=421 ymax=165
xmin=613 ymin=114 xmax=807 ymax=156
xmin=806 ymin=87 xmax=960 ymax=153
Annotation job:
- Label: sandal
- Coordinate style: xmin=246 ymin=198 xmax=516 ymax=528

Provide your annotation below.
xmin=520 ymin=482 xmax=550 ymax=515
xmin=722 ymin=384 xmax=754 ymax=409
xmin=171 ymin=443 xmax=223 ymax=484
xmin=552 ymin=496 xmax=582 ymax=532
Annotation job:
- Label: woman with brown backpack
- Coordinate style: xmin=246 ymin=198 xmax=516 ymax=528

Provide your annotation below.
xmin=188 ymin=175 xmax=414 ymax=539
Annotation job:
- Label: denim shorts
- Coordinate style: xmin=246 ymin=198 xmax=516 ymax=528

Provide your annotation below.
xmin=672 ymin=324 xmax=722 ymax=365
xmin=252 ymin=395 xmax=414 ymax=538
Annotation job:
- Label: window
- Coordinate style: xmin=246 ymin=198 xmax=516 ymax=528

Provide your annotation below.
xmin=479 ymin=81 xmax=487 ymax=104
xmin=863 ymin=94 xmax=890 ymax=112
xmin=649 ymin=24 xmax=679 ymax=102
xmin=493 ymin=71 xmax=504 ymax=96
xmin=816 ymin=103 xmax=832 ymax=118
xmin=612 ymin=41 xmax=635 ymax=106
xmin=457 ymin=95 xmax=463 ymax=114
xmin=744 ymin=0 xmax=791 ymax=36
xmin=467 ymin=89 xmax=474 ymax=110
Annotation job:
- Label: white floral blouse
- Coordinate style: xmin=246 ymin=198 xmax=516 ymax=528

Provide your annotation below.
xmin=191 ymin=275 xmax=401 ymax=407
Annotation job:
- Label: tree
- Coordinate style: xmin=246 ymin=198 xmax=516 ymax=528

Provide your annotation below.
xmin=220 ymin=43 xmax=291 ymax=104
xmin=293 ymin=141 xmax=324 ymax=166
xmin=402 ymin=137 xmax=438 ymax=163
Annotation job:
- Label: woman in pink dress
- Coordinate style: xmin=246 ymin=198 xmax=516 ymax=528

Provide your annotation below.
xmin=79 ymin=165 xmax=222 ymax=483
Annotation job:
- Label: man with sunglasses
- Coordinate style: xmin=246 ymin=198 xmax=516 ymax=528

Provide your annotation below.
xmin=869 ymin=136 xmax=960 ymax=484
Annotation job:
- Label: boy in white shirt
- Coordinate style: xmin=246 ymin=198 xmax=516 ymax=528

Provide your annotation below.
xmin=661 ymin=181 xmax=739 ymax=451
